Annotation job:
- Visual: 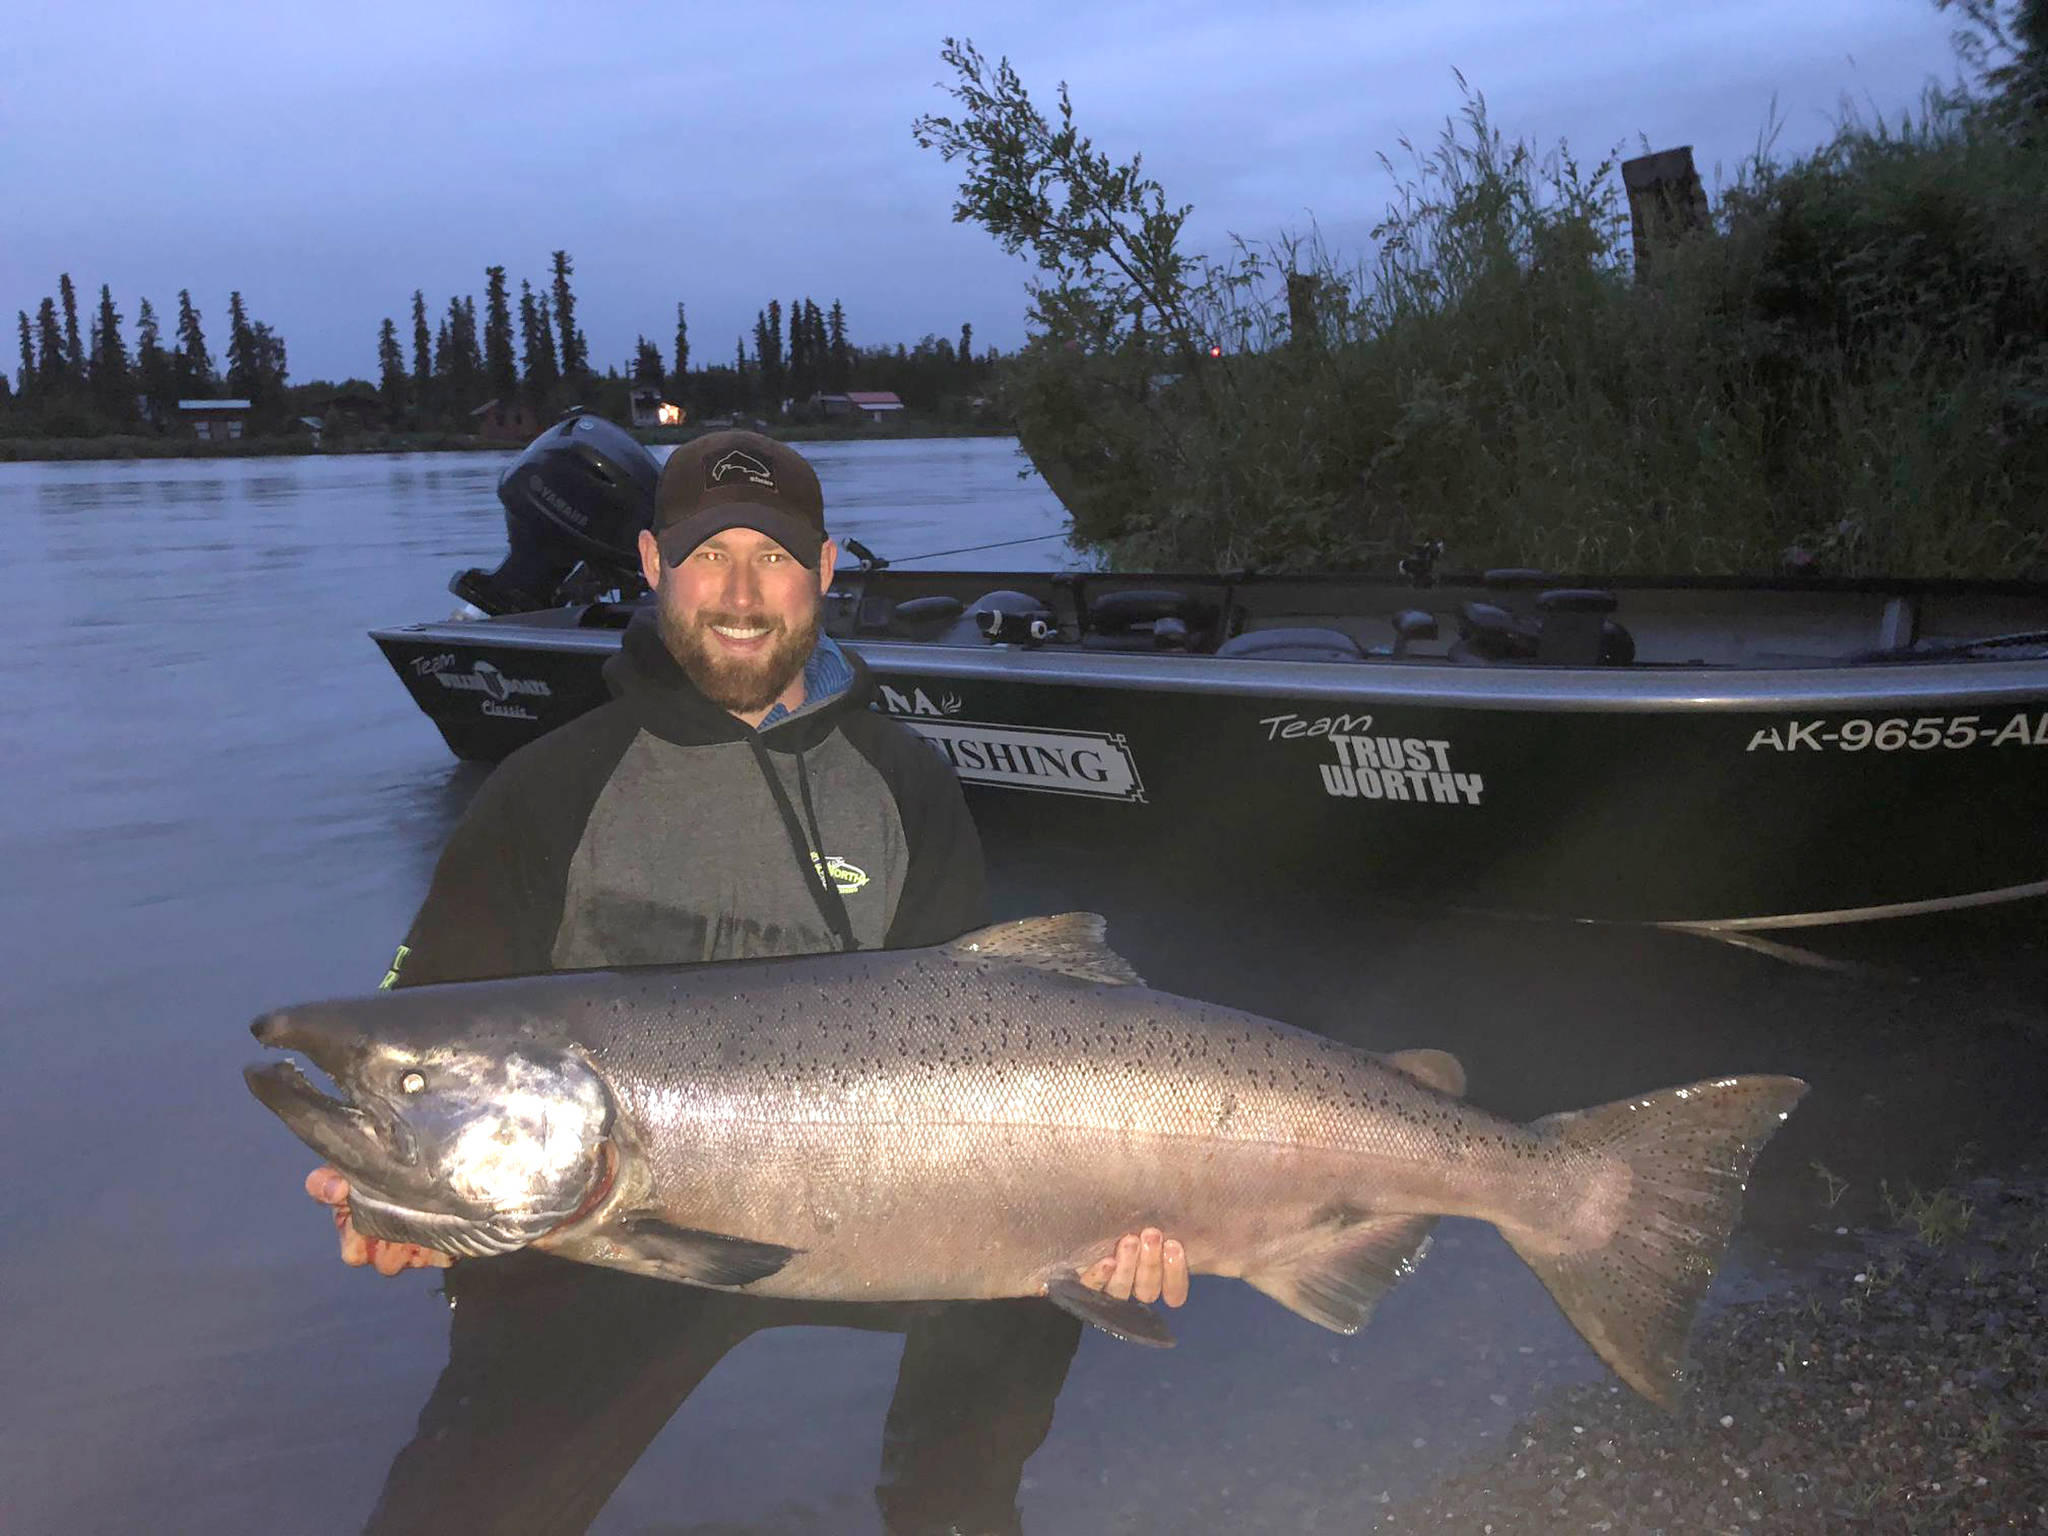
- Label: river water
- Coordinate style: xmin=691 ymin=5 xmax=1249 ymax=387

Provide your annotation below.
xmin=0 ymin=437 xmax=2041 ymax=1534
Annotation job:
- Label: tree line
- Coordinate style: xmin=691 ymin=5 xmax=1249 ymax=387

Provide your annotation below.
xmin=4 ymin=249 xmax=1000 ymax=440
xmin=7 ymin=278 xmax=287 ymax=434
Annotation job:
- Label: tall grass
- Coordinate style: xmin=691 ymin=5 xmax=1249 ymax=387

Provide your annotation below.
xmin=1006 ymin=84 xmax=2048 ymax=577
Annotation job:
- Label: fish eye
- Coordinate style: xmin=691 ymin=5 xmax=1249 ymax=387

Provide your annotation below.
xmin=400 ymin=1070 xmax=426 ymax=1094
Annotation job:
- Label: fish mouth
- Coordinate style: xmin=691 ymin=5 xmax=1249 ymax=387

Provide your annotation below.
xmin=243 ymin=1055 xmax=395 ymax=1173
xmin=244 ymin=1008 xmax=420 ymax=1172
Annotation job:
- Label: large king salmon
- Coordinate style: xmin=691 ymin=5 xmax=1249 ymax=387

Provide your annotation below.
xmin=246 ymin=914 xmax=1804 ymax=1404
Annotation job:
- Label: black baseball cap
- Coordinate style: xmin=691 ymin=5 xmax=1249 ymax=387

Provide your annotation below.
xmin=652 ymin=430 xmax=827 ymax=568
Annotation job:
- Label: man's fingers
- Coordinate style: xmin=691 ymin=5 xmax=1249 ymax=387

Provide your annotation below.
xmin=1081 ymin=1232 xmax=1187 ymax=1305
xmin=338 ymin=1221 xmax=372 ymax=1267
xmin=370 ymin=1241 xmax=410 ymax=1277
xmin=1162 ymin=1238 xmax=1189 ymax=1308
xmin=306 ymin=1167 xmax=350 ymax=1205
xmin=1132 ymin=1228 xmax=1165 ymax=1304
xmin=1105 ymin=1233 xmax=1140 ymax=1300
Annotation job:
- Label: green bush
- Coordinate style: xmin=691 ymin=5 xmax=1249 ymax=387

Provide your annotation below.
xmin=931 ymin=20 xmax=2048 ymax=576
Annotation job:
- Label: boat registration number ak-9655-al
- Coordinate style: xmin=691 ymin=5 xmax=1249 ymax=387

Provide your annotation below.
xmin=1744 ymin=711 xmax=2048 ymax=753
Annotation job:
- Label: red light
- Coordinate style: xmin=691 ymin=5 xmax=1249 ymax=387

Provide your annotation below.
xmin=1208 ymin=345 xmax=1221 ymax=358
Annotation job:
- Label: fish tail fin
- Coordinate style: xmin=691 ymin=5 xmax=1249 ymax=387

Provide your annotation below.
xmin=1499 ymin=1074 xmax=1806 ymax=1408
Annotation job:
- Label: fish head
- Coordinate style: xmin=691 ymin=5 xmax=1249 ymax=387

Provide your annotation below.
xmin=245 ymin=999 xmax=616 ymax=1259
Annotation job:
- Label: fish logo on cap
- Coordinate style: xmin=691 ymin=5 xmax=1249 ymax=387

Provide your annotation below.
xmin=709 ymin=449 xmax=775 ymax=490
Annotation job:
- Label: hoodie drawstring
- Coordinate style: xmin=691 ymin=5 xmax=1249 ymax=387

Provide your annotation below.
xmin=746 ymin=735 xmax=857 ymax=952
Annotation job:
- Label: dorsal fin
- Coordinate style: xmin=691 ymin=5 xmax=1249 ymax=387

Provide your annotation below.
xmin=1380 ymin=1048 xmax=1467 ymax=1098
xmin=945 ymin=914 xmax=1145 ymax=987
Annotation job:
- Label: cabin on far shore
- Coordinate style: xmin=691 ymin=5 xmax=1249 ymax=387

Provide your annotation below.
xmin=810 ymin=390 xmax=905 ymax=423
xmin=629 ymin=387 xmax=684 ymax=428
xmin=177 ymin=399 xmax=252 ymax=442
xmin=471 ymin=399 xmax=541 ymax=443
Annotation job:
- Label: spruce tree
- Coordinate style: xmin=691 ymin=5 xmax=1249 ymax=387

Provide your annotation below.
xmin=632 ymin=336 xmax=664 ymax=386
xmin=787 ymin=298 xmax=810 ymax=404
xmin=959 ymin=322 xmax=973 ymax=367
xmin=377 ymin=317 xmax=407 ymax=420
xmin=90 ymin=285 xmax=134 ymax=422
xmin=225 ymin=290 xmax=258 ymax=401
xmin=16 ymin=311 xmax=35 ymax=397
xmin=672 ymin=302 xmax=689 ymax=397
xmin=434 ymin=315 xmax=453 ymax=401
xmin=550 ymin=251 xmax=587 ymax=379
xmin=827 ymin=299 xmax=851 ymax=391
xmin=58 ymin=274 xmax=85 ymax=389
xmin=135 ymin=299 xmax=173 ymax=425
xmin=734 ymin=335 xmax=750 ymax=411
xmin=522 ymin=282 xmax=559 ymax=404
xmin=755 ymin=301 xmax=785 ymax=412
xmin=483 ymin=267 xmax=517 ymax=402
xmin=410 ymin=290 xmax=433 ymax=421
xmin=250 ymin=321 xmax=288 ymax=407
xmin=175 ymin=290 xmax=215 ymax=398
xmin=461 ymin=297 xmax=483 ymax=381
xmin=37 ymin=298 xmax=68 ymax=391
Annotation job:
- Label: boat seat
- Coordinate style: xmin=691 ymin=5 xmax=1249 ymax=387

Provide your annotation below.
xmin=1214 ymin=626 xmax=1366 ymax=662
xmin=1086 ymin=587 xmax=1216 ymax=650
xmin=882 ymin=594 xmax=967 ymax=639
xmin=971 ymin=590 xmax=1056 ymax=647
xmin=1451 ymin=591 xmax=1636 ymax=665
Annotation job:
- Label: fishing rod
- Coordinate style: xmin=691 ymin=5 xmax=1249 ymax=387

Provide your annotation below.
xmin=844 ymin=532 xmax=1073 ymax=569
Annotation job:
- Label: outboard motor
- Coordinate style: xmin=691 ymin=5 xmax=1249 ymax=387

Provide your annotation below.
xmin=450 ymin=413 xmax=660 ymax=615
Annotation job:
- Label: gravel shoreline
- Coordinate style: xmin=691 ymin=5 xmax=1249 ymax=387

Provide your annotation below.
xmin=1378 ymin=1173 xmax=2047 ymax=1532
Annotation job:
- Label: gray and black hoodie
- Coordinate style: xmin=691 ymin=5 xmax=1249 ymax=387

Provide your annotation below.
xmin=387 ymin=611 xmax=987 ymax=988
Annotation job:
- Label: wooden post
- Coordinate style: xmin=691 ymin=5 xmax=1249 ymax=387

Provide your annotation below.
xmin=1622 ymin=146 xmax=1710 ymax=277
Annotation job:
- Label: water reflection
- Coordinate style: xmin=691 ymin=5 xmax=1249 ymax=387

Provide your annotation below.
xmin=368 ymin=1259 xmax=1078 ymax=1536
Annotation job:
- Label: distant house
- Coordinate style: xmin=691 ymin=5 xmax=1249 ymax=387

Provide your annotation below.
xmin=177 ymin=398 xmax=252 ymax=442
xmin=322 ymin=391 xmax=385 ymax=432
xmin=629 ymin=387 xmax=684 ymax=429
xmin=846 ymin=390 xmax=906 ymax=422
xmin=811 ymin=390 xmax=906 ymax=423
xmin=470 ymin=398 xmax=540 ymax=443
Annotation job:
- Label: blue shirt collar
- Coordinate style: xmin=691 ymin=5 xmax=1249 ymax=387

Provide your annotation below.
xmin=758 ymin=633 xmax=855 ymax=729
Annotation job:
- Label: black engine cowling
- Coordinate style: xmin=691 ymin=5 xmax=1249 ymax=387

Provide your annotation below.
xmin=450 ymin=412 xmax=660 ymax=615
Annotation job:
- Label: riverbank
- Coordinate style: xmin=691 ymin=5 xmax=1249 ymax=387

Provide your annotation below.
xmin=1378 ymin=1172 xmax=2047 ymax=1532
xmin=0 ymin=418 xmax=1016 ymax=465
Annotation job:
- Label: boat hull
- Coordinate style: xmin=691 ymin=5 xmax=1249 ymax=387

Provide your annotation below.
xmin=369 ymin=615 xmax=2048 ymax=928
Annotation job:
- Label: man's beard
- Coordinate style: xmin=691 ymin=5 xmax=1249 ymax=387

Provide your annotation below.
xmin=660 ymin=598 xmax=820 ymax=715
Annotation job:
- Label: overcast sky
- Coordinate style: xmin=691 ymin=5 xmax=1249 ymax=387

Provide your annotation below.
xmin=2 ymin=0 xmax=1967 ymax=385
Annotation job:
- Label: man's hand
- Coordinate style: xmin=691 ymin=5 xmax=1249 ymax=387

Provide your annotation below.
xmin=305 ymin=1167 xmax=453 ymax=1276
xmin=1078 ymin=1227 xmax=1189 ymax=1308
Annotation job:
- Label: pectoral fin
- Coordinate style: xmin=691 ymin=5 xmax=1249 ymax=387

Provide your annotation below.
xmin=614 ymin=1217 xmax=799 ymax=1287
xmin=1246 ymin=1213 xmax=1438 ymax=1334
xmin=1044 ymin=1274 xmax=1177 ymax=1346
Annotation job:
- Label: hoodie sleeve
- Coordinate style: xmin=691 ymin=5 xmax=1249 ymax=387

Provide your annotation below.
xmin=876 ymin=725 xmax=991 ymax=949
xmin=384 ymin=765 xmax=562 ymax=988
xmin=383 ymin=708 xmax=635 ymax=989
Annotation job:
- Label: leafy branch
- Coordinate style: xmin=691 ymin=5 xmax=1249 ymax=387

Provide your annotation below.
xmin=912 ymin=37 xmax=1215 ymax=371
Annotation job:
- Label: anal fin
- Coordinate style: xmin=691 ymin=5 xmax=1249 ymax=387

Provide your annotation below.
xmin=616 ymin=1216 xmax=799 ymax=1287
xmin=1246 ymin=1214 xmax=1438 ymax=1334
xmin=1044 ymin=1274 xmax=1176 ymax=1346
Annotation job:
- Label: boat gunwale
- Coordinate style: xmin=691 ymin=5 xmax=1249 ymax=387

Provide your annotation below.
xmin=370 ymin=618 xmax=2048 ymax=715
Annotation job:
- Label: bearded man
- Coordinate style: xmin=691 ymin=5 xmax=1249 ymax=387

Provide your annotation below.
xmin=305 ymin=430 xmax=1185 ymax=1534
